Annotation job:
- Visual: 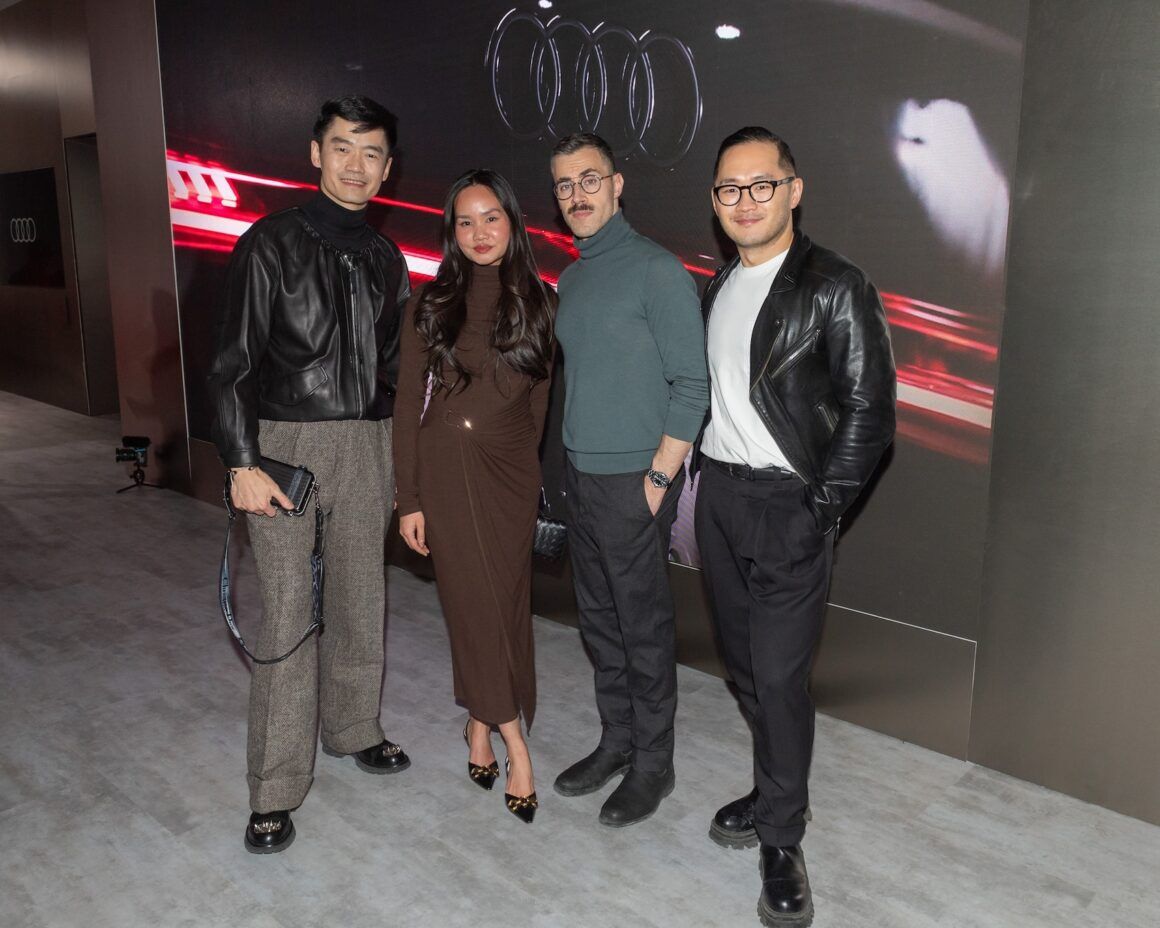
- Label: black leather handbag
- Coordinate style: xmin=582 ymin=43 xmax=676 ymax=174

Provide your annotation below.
xmin=219 ymin=457 xmax=325 ymax=664
xmin=533 ymin=489 xmax=567 ymax=560
xmin=254 ymin=456 xmax=316 ymax=516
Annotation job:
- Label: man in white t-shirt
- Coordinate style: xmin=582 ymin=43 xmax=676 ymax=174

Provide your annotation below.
xmin=694 ymin=127 xmax=896 ymax=928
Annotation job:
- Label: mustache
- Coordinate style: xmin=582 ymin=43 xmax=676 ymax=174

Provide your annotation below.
xmin=567 ymin=203 xmax=594 ymax=216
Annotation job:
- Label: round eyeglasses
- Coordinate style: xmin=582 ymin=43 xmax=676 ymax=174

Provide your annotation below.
xmin=553 ymin=173 xmax=614 ymax=200
xmin=712 ymin=176 xmax=796 ymax=207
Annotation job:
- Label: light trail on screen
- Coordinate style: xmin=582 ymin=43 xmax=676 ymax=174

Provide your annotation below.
xmin=166 ymin=152 xmax=996 ymax=451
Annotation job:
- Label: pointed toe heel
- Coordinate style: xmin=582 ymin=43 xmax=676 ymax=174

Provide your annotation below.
xmin=503 ymin=756 xmax=538 ymax=823
xmin=464 ymin=723 xmax=499 ymax=791
xmin=505 ymin=790 xmax=539 ymax=824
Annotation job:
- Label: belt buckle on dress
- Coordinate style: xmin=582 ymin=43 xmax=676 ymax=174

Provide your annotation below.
xmin=443 ymin=409 xmax=473 ymax=430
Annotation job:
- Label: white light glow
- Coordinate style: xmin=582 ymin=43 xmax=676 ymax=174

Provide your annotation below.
xmin=894 ymin=99 xmax=1009 ymax=275
xmin=538 ymin=1 xmax=553 ymax=8
xmin=715 ymin=24 xmax=741 ymax=39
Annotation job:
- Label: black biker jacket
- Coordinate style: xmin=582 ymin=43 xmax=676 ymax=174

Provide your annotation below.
xmin=209 ymin=207 xmax=410 ymax=468
xmin=697 ymin=231 xmax=896 ymax=530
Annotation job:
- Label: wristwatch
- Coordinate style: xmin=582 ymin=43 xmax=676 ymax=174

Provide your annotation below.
xmin=647 ymin=469 xmax=673 ymax=489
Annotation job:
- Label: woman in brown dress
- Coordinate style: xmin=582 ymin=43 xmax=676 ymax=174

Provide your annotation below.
xmin=393 ymin=169 xmax=555 ymax=823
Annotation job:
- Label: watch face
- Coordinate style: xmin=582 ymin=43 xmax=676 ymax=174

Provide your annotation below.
xmin=649 ymin=471 xmax=671 ymax=489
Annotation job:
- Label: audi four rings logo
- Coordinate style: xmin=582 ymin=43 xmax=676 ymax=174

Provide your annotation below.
xmin=485 ymin=9 xmax=703 ymax=167
xmin=10 ymin=218 xmax=37 ymax=244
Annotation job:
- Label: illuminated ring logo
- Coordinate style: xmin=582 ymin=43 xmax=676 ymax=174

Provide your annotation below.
xmin=485 ymin=10 xmax=703 ymax=167
xmin=10 ymin=218 xmax=37 ymax=244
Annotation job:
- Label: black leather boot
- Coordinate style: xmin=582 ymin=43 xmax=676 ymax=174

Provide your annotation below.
xmin=709 ymin=786 xmax=759 ymax=849
xmin=553 ymin=746 xmax=631 ymax=797
xmin=598 ymin=766 xmax=675 ymax=827
xmin=244 ymin=810 xmax=295 ymax=854
xmin=757 ymin=844 xmax=813 ymax=927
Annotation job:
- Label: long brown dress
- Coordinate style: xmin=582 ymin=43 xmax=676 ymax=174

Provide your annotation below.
xmin=393 ymin=264 xmax=552 ymax=728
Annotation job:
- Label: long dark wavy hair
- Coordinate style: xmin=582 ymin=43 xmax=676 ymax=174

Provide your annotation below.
xmin=414 ymin=169 xmax=555 ymax=393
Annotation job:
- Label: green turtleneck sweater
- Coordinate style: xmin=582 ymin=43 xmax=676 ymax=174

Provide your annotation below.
xmin=555 ymin=211 xmax=709 ymax=474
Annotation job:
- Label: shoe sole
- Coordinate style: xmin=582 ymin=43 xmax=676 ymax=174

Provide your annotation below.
xmin=553 ymin=763 xmax=629 ymax=797
xmin=709 ymin=805 xmax=813 ymax=849
xmin=244 ymin=821 xmax=296 ymax=855
xmin=709 ymin=819 xmax=760 ymax=850
xmin=757 ymin=897 xmax=813 ymax=928
xmin=598 ymin=777 xmax=676 ymax=827
xmin=321 ymin=745 xmax=411 ymax=775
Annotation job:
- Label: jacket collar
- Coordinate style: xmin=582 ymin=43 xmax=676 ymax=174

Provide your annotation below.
xmin=702 ymin=230 xmax=812 ymax=316
xmin=771 ymin=230 xmax=811 ymax=292
xmin=746 ymin=231 xmax=813 ymax=385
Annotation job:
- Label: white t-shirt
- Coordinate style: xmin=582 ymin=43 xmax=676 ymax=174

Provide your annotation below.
xmin=701 ymin=249 xmax=795 ymax=471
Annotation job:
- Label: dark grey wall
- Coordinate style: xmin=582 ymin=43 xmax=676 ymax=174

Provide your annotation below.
xmin=0 ymin=0 xmax=97 ymax=413
xmin=86 ymin=0 xmax=189 ymax=490
xmin=969 ymin=0 xmax=1160 ymax=825
xmin=65 ymin=134 xmax=118 ymax=415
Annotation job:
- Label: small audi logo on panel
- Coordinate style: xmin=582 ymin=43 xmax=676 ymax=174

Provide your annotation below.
xmin=9 ymin=218 xmax=37 ymax=243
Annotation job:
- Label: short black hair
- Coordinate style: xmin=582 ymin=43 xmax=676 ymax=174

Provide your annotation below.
xmin=551 ymin=132 xmax=616 ymax=175
xmin=312 ymin=96 xmax=398 ymax=151
xmin=713 ymin=126 xmax=796 ymax=178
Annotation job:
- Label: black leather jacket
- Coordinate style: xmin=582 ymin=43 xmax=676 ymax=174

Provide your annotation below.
xmin=209 ymin=207 xmax=409 ymax=468
xmin=697 ymin=232 xmax=896 ymax=530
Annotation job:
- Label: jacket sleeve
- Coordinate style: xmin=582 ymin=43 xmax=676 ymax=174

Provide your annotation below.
xmin=812 ymin=270 xmax=896 ymax=527
xmin=208 ymin=229 xmax=275 ymax=468
xmin=392 ymin=293 xmax=426 ymax=517
xmin=379 ymin=253 xmax=411 ymax=394
xmin=643 ymin=253 xmax=710 ymax=443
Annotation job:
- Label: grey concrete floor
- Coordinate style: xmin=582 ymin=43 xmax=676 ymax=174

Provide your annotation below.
xmin=1 ymin=390 xmax=1158 ymax=928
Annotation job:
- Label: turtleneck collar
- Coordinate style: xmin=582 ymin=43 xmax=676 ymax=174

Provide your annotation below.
xmin=469 ymin=262 xmax=503 ymax=284
xmin=464 ymin=262 xmax=503 ymax=320
xmin=301 ymin=192 xmax=373 ymax=251
xmin=466 ymin=262 xmax=503 ymax=301
xmin=574 ymin=209 xmax=632 ymax=259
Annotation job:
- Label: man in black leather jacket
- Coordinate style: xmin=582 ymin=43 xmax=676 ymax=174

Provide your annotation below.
xmin=209 ymin=96 xmax=412 ymax=854
xmin=694 ymin=127 xmax=895 ymax=927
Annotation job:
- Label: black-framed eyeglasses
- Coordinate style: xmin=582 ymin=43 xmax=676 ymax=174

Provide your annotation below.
xmin=553 ymin=174 xmax=614 ymax=200
xmin=712 ymin=176 xmax=796 ymax=206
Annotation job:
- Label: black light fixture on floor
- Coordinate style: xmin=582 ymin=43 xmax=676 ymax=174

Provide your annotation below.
xmin=114 ymin=435 xmax=160 ymax=493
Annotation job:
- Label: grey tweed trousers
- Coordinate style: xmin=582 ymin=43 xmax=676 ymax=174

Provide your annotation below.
xmin=244 ymin=418 xmax=394 ymax=813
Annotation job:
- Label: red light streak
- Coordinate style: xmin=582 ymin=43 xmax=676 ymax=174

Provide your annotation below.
xmin=164 ymin=152 xmax=997 ymax=442
xmin=173 ymin=237 xmax=237 ymax=255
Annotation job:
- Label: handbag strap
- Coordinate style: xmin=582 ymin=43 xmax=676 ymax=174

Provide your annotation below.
xmin=219 ymin=479 xmax=326 ymax=665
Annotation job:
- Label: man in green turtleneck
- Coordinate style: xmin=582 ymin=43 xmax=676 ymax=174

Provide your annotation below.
xmin=549 ymin=132 xmax=709 ymax=827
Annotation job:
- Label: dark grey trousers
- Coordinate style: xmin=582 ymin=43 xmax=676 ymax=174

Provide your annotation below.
xmin=565 ymin=460 xmax=685 ymax=773
xmin=244 ymin=418 xmax=393 ymax=813
xmin=694 ymin=459 xmax=834 ymax=847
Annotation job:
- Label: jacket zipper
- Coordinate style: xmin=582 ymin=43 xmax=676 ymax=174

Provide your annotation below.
xmin=756 ymin=325 xmax=821 ymax=386
xmin=748 ymin=327 xmax=817 ymax=493
xmin=342 ymin=254 xmax=364 ymax=415
xmin=817 ymin=401 xmax=838 ymax=433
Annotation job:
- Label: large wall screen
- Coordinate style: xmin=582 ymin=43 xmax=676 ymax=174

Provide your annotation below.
xmin=158 ymin=0 xmax=1027 ymax=640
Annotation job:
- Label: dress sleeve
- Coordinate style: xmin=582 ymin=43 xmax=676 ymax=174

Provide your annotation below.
xmin=392 ymin=292 xmax=427 ymax=516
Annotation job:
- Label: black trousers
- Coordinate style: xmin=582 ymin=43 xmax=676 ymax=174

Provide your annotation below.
xmin=565 ymin=460 xmax=685 ymax=773
xmin=694 ymin=459 xmax=834 ymax=847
